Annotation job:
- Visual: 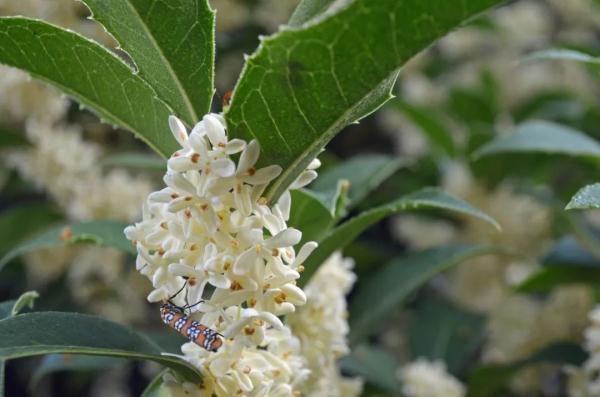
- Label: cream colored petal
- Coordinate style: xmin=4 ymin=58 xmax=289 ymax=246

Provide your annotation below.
xmin=147 ymin=288 xmax=168 ymax=302
xmin=281 ymin=284 xmax=307 ymax=305
xmin=275 ymin=190 xmax=291 ymax=221
xmin=243 ymin=165 xmax=282 ymax=185
xmin=164 ymin=173 xmax=196 ymax=196
xmin=290 ymin=169 xmax=318 ymax=189
xmin=168 ymin=115 xmax=188 ymax=148
xmin=204 ymin=114 xmax=227 ymax=148
xmin=294 ymin=241 xmax=318 ymax=268
xmin=208 ymin=273 xmax=232 ymax=289
xmin=188 ymin=129 xmax=209 ymax=155
xmin=237 ymin=139 xmax=260 ymax=174
xmin=167 ymin=155 xmax=196 ymax=173
xmin=148 ymin=188 xmax=173 ymax=203
xmin=233 ymin=248 xmax=258 ymax=275
xmin=225 ymin=139 xmax=246 ymax=154
xmin=212 ymin=158 xmax=236 ymax=177
xmin=307 ymin=158 xmax=321 ymax=170
xmin=265 ymin=228 xmax=301 ymax=249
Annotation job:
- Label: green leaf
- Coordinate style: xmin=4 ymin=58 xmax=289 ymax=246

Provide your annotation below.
xmin=570 ymin=210 xmax=600 ymax=257
xmin=467 ymin=343 xmax=587 ymax=397
xmin=349 ymin=244 xmax=499 ymax=344
xmin=408 ymin=295 xmax=485 ymax=375
xmin=0 ymin=126 xmax=28 ymax=148
xmin=82 ymin=0 xmax=215 ymax=124
xmin=339 ymin=345 xmax=400 ymax=394
xmin=473 ymin=121 xmax=600 ymax=159
xmin=225 ymin=0 xmax=505 ymax=201
xmin=310 ymin=154 xmax=405 ymax=212
xmin=513 ymin=90 xmax=580 ymax=122
xmin=0 ymin=291 xmax=39 ymax=397
xmin=543 ymin=236 xmax=599 ymax=268
xmin=0 ymin=303 xmax=15 ymax=321
xmin=448 ymin=87 xmax=496 ymax=126
xmin=566 ymin=183 xmax=600 ymax=210
xmin=516 ymin=266 xmax=600 ymax=293
xmin=143 ymin=331 xmax=186 ymax=355
xmin=142 ymin=370 xmax=170 ymax=397
xmin=288 ymin=189 xmax=334 ymax=243
xmin=0 ymin=362 xmax=4 ymax=397
xmin=31 ymin=354 xmax=126 ymax=388
xmin=101 ymin=152 xmax=167 ymax=172
xmin=394 ymin=101 xmax=455 ymax=156
xmin=0 ymin=220 xmax=134 ymax=270
xmin=0 ymin=312 xmax=201 ymax=382
xmin=300 ymin=188 xmax=500 ymax=285
xmin=0 ymin=204 xmax=63 ymax=257
xmin=0 ymin=17 xmax=178 ymax=157
xmin=288 ymin=0 xmax=336 ymax=27
xmin=315 ymin=179 xmax=350 ymax=220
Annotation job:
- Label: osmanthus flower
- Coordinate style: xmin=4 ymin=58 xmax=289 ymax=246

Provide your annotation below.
xmin=125 ymin=113 xmax=319 ymax=396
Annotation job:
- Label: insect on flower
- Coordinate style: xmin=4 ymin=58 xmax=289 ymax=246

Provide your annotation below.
xmin=160 ymin=284 xmax=223 ymax=352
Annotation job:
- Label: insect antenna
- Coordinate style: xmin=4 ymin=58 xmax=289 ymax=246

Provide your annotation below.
xmin=167 ymin=279 xmax=188 ymax=304
xmin=184 ymin=287 xmax=191 ymax=309
xmin=183 ymin=298 xmax=204 ymax=312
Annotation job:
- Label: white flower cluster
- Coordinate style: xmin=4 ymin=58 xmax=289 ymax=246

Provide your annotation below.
xmin=399 ymin=359 xmax=465 ymax=397
xmin=7 ymin=120 xmax=153 ymax=222
xmin=568 ymin=305 xmax=600 ymax=396
xmin=287 ymin=252 xmax=363 ymax=396
xmin=125 ymin=114 xmax=319 ymax=396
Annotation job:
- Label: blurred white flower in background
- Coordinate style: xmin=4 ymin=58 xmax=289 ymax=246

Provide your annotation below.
xmin=567 ymin=305 xmax=600 ymax=396
xmin=212 ymin=0 xmax=298 ymax=33
xmin=399 ymin=358 xmax=465 ymax=397
xmin=6 ymin=120 xmax=152 ymax=222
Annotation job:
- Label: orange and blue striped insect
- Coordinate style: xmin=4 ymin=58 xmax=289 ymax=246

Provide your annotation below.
xmin=160 ymin=284 xmax=223 ymax=352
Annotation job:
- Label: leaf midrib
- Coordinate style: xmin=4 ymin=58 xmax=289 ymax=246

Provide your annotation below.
xmin=262 ymin=69 xmax=399 ymax=202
